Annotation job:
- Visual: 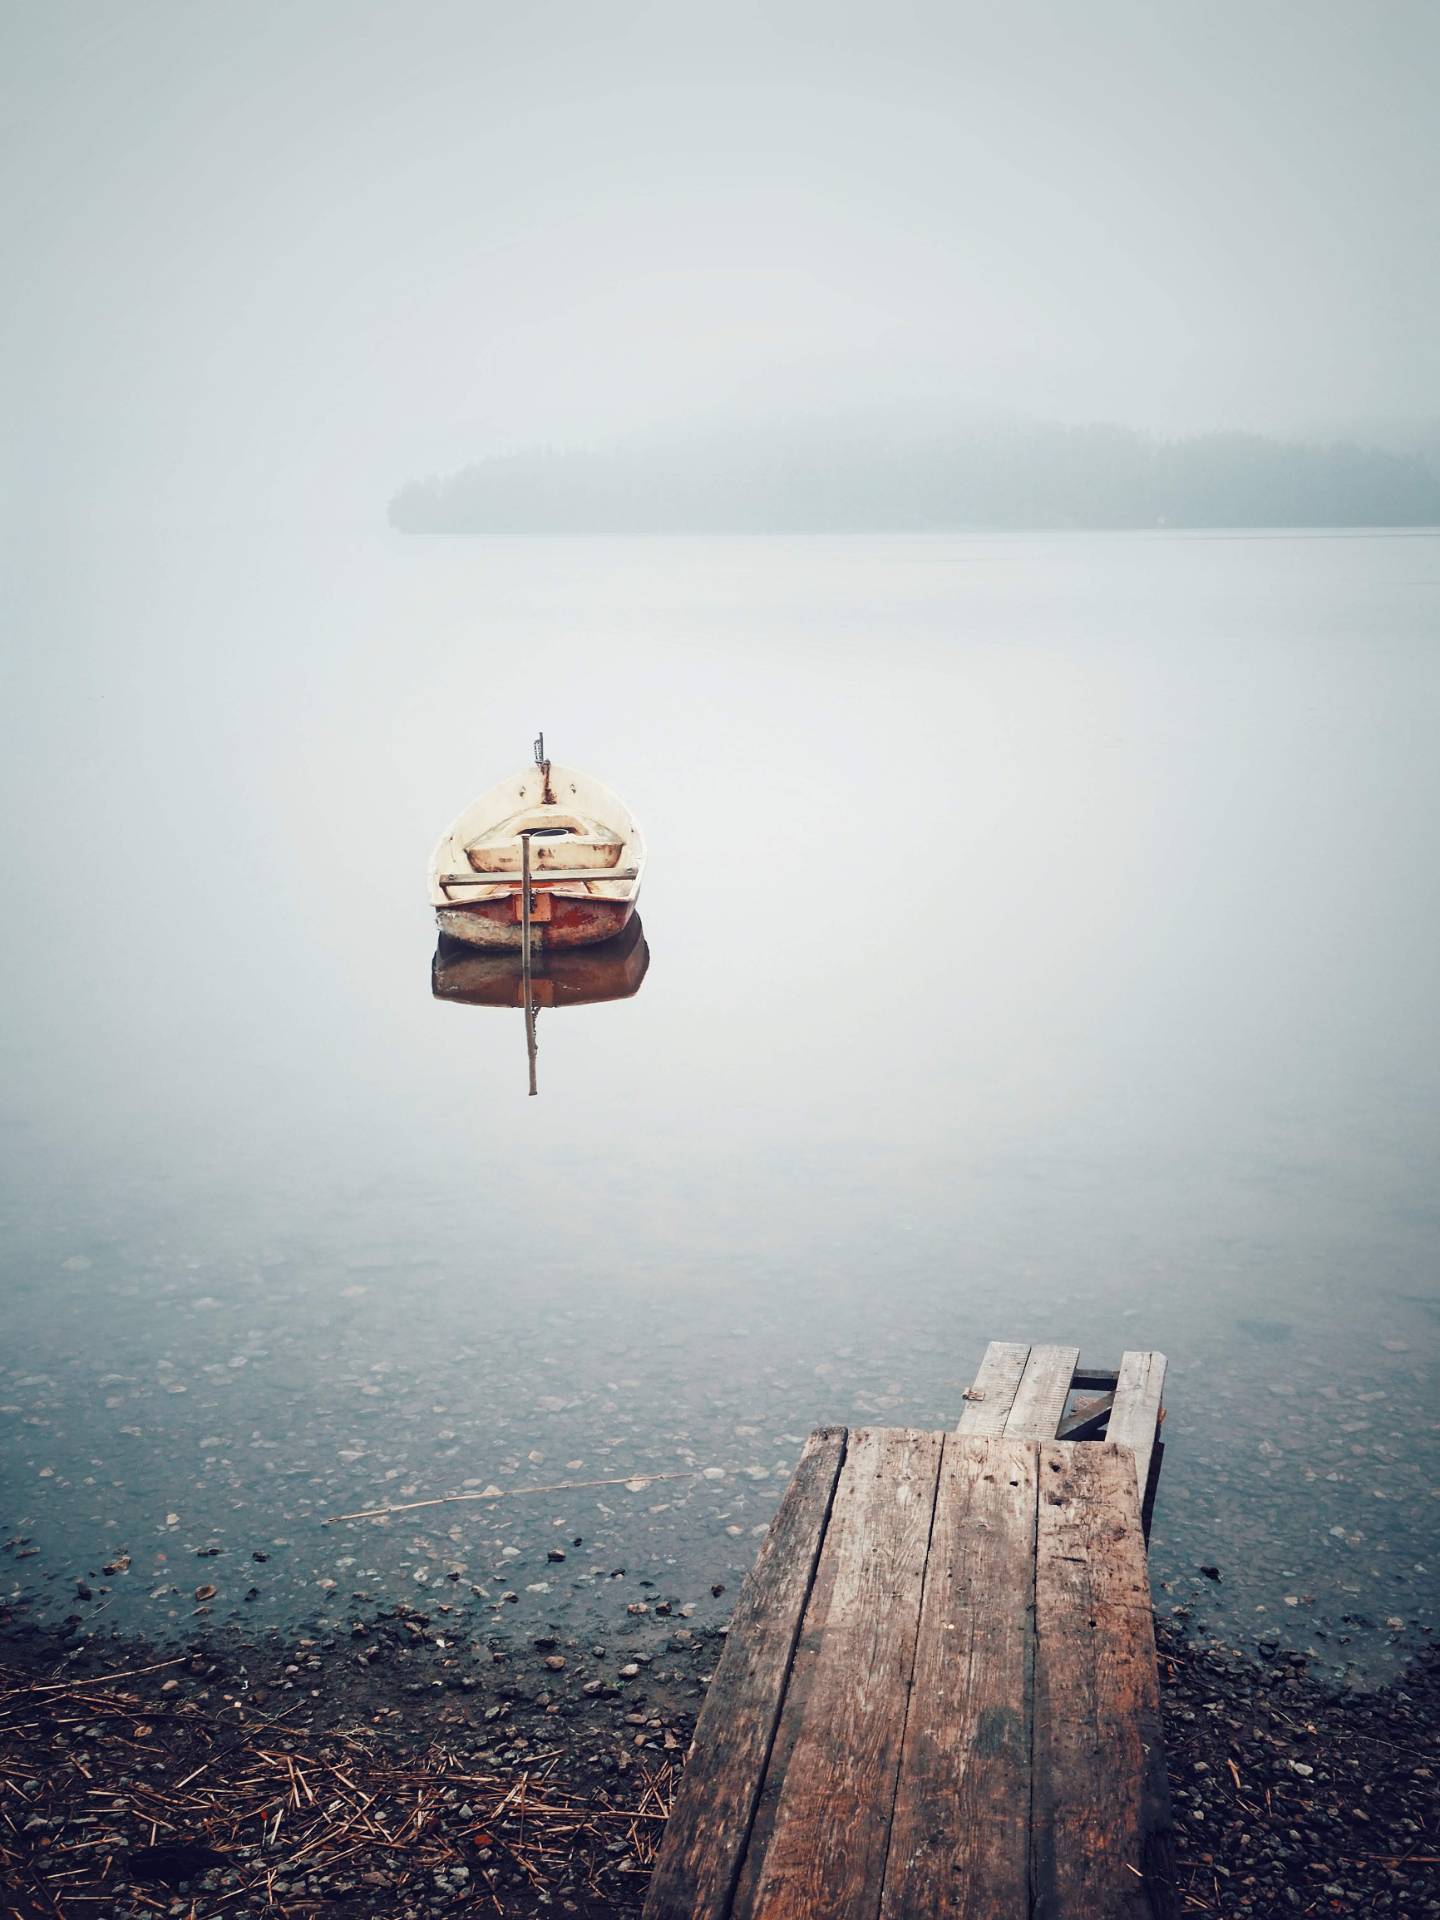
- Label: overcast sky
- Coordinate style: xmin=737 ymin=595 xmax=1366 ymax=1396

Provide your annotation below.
xmin=3 ymin=0 xmax=1437 ymax=521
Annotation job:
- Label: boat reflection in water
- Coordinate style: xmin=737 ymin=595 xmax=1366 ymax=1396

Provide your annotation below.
xmin=431 ymin=915 xmax=649 ymax=1094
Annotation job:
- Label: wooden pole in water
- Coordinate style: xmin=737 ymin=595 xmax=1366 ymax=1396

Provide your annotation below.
xmin=521 ymin=832 xmax=538 ymax=1096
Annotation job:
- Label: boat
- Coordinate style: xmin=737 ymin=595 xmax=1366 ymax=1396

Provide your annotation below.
xmin=432 ymin=914 xmax=650 ymax=1008
xmin=427 ymin=737 xmax=645 ymax=952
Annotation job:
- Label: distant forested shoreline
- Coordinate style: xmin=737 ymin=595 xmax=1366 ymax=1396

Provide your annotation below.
xmin=389 ymin=422 xmax=1440 ymax=534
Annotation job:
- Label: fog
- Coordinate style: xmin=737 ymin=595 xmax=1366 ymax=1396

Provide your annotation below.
xmin=4 ymin=0 xmax=1438 ymax=527
xmin=6 ymin=523 xmax=1439 ymax=1668
xmin=3 ymin=1 xmax=1439 ymax=1688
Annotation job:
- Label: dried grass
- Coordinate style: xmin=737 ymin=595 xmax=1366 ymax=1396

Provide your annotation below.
xmin=0 ymin=1660 xmax=678 ymax=1915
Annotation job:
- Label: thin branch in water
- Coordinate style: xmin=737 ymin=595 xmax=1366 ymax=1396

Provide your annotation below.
xmin=327 ymin=1469 xmax=698 ymax=1524
xmin=0 ymin=1656 xmax=193 ymax=1702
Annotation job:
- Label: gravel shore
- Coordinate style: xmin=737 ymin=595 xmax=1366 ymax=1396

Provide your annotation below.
xmin=2 ymin=1601 xmax=1434 ymax=1917
xmin=1155 ymin=1620 xmax=1438 ymax=1918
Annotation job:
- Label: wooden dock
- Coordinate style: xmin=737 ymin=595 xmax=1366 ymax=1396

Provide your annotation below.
xmin=644 ymin=1345 xmax=1173 ymax=1920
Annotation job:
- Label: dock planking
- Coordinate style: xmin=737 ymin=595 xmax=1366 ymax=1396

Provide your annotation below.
xmin=1106 ymin=1349 xmax=1167 ymax=1532
xmin=959 ymin=1343 xmax=1166 ymax=1534
xmin=1032 ymin=1444 xmax=1174 ymax=1920
xmin=731 ymin=1428 xmax=942 ymax=1920
xmin=1003 ymin=1343 xmax=1082 ymax=1440
xmin=954 ymin=1340 xmax=1029 ymax=1434
xmin=645 ymin=1346 xmax=1174 ymax=1920
xmin=880 ymin=1434 xmax=1037 ymax=1920
xmin=643 ymin=1427 xmax=846 ymax=1920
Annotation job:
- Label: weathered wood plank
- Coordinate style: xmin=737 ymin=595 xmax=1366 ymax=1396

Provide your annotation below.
xmin=1107 ymin=1351 xmax=1167 ymax=1530
xmin=956 ymin=1342 xmax=1030 ymax=1434
xmin=880 ymin=1434 xmax=1038 ymax=1920
xmin=1031 ymin=1442 xmax=1176 ymax=1920
xmin=642 ymin=1427 xmax=848 ymax=1920
xmin=1057 ymin=1390 xmax=1115 ymax=1441
xmin=731 ymin=1427 xmax=943 ymax=1920
xmin=1004 ymin=1344 xmax=1080 ymax=1441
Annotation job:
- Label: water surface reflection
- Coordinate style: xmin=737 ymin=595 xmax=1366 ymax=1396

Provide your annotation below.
xmin=432 ymin=919 xmax=652 ymax=1095
xmin=432 ymin=917 xmax=651 ymax=1011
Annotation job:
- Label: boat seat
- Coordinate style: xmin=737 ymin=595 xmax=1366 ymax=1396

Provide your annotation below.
xmin=466 ymin=833 xmax=624 ymax=874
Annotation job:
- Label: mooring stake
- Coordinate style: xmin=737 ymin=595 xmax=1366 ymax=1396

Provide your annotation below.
xmin=521 ymin=830 xmax=538 ymax=1096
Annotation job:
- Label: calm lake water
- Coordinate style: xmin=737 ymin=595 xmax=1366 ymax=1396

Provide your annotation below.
xmin=3 ymin=527 xmax=1436 ymax=1681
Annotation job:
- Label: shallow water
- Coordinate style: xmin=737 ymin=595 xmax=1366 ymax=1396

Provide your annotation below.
xmin=3 ymin=527 xmax=1436 ymax=1679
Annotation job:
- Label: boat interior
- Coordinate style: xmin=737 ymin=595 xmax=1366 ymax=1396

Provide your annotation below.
xmin=429 ymin=757 xmax=644 ymax=905
xmin=465 ymin=809 xmax=626 ymax=875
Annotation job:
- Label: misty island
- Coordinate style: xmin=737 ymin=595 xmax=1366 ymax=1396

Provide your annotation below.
xmin=390 ymin=420 xmax=1440 ymax=535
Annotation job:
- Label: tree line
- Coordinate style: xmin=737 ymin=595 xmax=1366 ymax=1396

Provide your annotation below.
xmin=389 ymin=421 xmax=1440 ymax=533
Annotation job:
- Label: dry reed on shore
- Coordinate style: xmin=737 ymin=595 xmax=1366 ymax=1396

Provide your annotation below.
xmin=0 ymin=1659 xmax=678 ymax=1916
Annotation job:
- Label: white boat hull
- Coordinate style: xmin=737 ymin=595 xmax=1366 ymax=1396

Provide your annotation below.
xmin=428 ymin=760 xmax=644 ymax=951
